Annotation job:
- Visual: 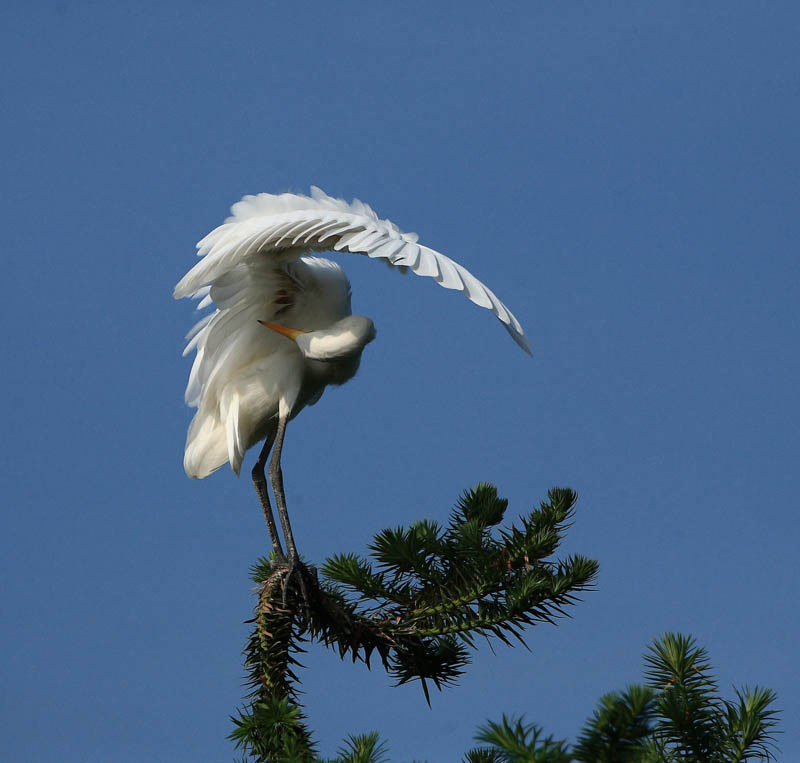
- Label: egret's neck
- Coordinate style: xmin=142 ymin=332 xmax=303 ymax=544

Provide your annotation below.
xmin=296 ymin=315 xmax=376 ymax=361
xmin=295 ymin=314 xmax=375 ymax=393
xmin=305 ymin=351 xmax=364 ymax=388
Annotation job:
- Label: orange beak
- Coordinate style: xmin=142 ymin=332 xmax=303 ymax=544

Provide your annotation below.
xmin=258 ymin=320 xmax=308 ymax=341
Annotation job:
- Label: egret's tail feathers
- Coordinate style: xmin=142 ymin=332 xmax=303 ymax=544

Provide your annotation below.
xmin=183 ymin=385 xmax=267 ymax=478
xmin=183 ymin=410 xmax=230 ymax=479
xmin=181 ymin=358 xmax=300 ymax=479
xmin=222 ymin=390 xmax=246 ymax=476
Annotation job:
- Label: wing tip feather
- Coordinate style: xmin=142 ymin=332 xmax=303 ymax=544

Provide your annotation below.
xmin=505 ymin=323 xmax=533 ymax=356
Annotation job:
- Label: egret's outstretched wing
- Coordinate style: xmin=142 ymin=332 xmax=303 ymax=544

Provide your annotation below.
xmin=174 ymin=187 xmax=532 ymax=354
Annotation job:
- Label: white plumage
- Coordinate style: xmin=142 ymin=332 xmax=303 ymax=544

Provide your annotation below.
xmin=174 ymin=187 xmax=531 ymax=566
xmin=179 ymin=255 xmax=355 ymax=478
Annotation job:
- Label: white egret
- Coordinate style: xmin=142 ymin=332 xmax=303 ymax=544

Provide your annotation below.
xmin=174 ymin=187 xmax=531 ymax=576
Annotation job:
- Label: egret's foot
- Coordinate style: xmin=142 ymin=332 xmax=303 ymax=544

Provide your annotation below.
xmin=270 ymin=550 xmax=288 ymax=568
xmin=275 ymin=554 xmax=313 ymax=619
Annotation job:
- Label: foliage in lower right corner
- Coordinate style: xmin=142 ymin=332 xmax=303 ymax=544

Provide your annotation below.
xmin=467 ymin=632 xmax=781 ymax=763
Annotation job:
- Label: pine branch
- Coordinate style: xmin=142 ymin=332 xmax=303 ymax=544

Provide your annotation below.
xmin=571 ymin=684 xmax=658 ymax=761
xmin=230 ymin=483 xmax=598 ymax=758
xmin=570 ymin=634 xmax=781 ymax=762
xmin=229 ymin=565 xmax=316 ymax=761
xmin=322 ymin=731 xmax=390 ymax=763
xmin=323 ymin=484 xmax=599 ymax=674
xmin=228 ymin=483 xmax=783 ymax=762
xmin=643 ymin=632 xmax=725 ymax=759
xmin=468 ymin=714 xmax=571 ymax=762
xmin=721 ymin=686 xmax=781 ymax=762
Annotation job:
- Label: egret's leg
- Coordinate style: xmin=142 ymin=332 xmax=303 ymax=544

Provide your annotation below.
xmin=251 ymin=432 xmax=285 ymax=561
xmin=268 ymin=413 xmax=300 ymax=563
xmin=268 ymin=411 xmax=310 ymax=609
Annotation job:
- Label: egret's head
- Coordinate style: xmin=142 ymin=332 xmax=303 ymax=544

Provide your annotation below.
xmin=259 ymin=315 xmax=376 ymax=361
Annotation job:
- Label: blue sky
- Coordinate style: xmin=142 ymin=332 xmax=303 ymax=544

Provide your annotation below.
xmin=2 ymin=2 xmax=798 ymax=760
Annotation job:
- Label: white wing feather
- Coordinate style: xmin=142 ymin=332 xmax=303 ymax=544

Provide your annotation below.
xmin=174 ymin=187 xmax=532 ymax=355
